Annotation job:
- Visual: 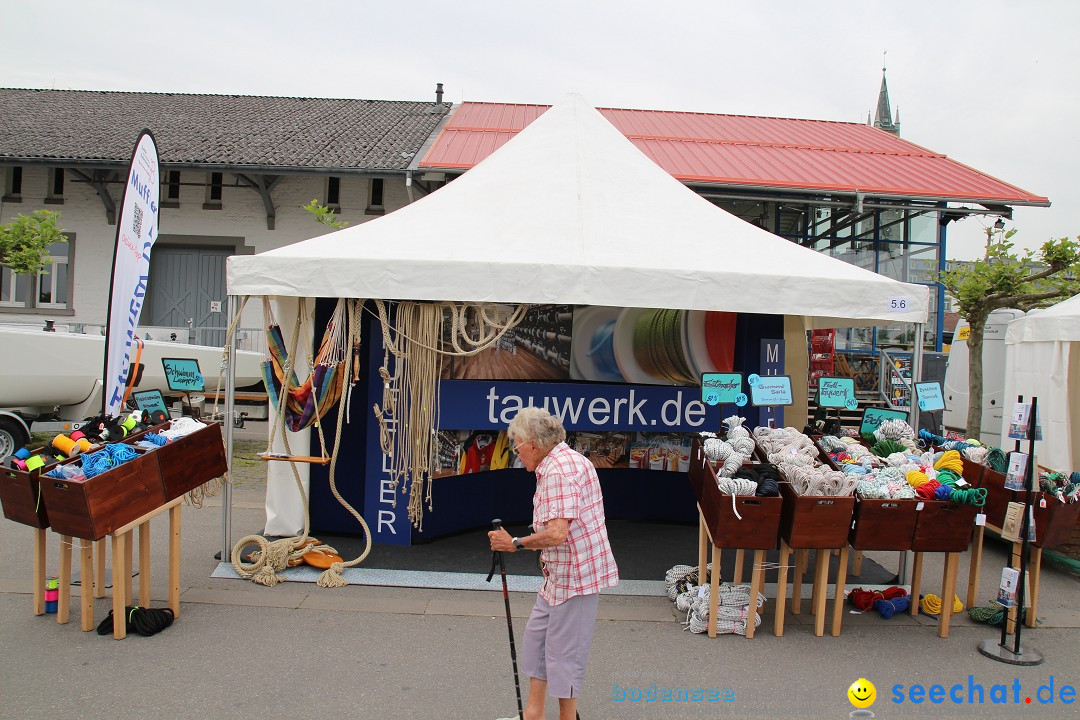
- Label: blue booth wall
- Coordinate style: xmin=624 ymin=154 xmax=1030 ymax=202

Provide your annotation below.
xmin=307 ymin=304 xmax=786 ymax=544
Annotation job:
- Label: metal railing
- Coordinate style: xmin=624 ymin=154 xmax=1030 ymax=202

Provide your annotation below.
xmin=878 ymin=348 xmax=914 ymax=411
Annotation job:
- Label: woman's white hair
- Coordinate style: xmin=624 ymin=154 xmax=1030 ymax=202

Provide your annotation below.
xmin=508 ymin=406 xmax=566 ymax=451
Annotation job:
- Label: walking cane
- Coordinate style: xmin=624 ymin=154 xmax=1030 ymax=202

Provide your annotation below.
xmin=487 ymin=519 xmax=524 ymax=720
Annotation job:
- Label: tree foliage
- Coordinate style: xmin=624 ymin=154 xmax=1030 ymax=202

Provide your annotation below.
xmin=0 ymin=209 xmax=67 ymax=275
xmin=940 ymin=229 xmax=1080 ymax=436
xmin=302 ymin=199 xmax=349 ymax=230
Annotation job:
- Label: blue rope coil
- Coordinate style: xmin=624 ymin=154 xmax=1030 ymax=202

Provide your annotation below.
xmin=142 ymin=433 xmax=169 ymax=447
xmin=81 ymin=444 xmax=140 ymax=479
xmin=874 ymin=595 xmax=911 ymax=619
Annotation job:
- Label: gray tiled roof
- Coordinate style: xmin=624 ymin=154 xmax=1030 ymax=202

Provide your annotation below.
xmin=0 ymin=88 xmax=451 ymax=171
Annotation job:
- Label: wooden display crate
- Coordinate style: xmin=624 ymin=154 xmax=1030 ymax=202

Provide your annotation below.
xmin=1032 ymin=498 xmax=1080 ymax=548
xmin=0 ymin=462 xmax=54 ymax=528
xmin=688 ymin=442 xmax=781 ymax=550
xmin=849 ymin=497 xmax=919 ymax=550
xmin=959 ymin=456 xmax=985 ymax=486
xmin=141 ymin=422 xmax=228 ymax=501
xmin=40 ymin=448 xmax=165 ymax=541
xmin=976 ymin=467 xmax=1012 ymax=529
xmin=911 ymin=501 xmax=978 ymax=552
xmin=779 ymin=483 xmax=855 ymax=549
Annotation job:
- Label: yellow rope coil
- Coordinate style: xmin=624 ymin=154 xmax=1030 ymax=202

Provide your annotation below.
xmin=906 ymin=470 xmax=930 ymax=487
xmin=920 ymin=593 xmax=963 ymax=615
xmin=934 ymin=450 xmax=963 ymax=474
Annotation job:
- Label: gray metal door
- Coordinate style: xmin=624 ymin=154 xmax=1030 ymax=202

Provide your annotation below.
xmin=145 ymin=245 xmax=230 ymax=347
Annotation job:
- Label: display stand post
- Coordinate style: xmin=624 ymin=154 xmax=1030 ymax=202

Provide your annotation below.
xmin=978 ymin=395 xmax=1044 ymax=665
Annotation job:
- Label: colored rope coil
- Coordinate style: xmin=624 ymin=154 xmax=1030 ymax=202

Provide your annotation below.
xmin=920 ymin=593 xmax=963 ymax=615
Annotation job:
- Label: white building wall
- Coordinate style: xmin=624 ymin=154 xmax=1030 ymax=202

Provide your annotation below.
xmin=0 ymin=166 xmax=410 ymax=331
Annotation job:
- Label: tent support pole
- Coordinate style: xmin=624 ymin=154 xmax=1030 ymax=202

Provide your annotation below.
xmin=222 ymin=294 xmax=239 ymax=565
xmin=909 ymin=322 xmax=924 ymax=432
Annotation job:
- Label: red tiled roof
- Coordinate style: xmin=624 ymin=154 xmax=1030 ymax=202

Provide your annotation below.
xmin=421 ymin=102 xmax=1048 ymax=205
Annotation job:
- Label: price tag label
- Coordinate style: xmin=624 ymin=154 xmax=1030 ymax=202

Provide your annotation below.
xmin=700 ymin=373 xmax=743 ymax=406
xmin=817 ymin=377 xmax=856 ymax=409
xmin=888 ymin=297 xmax=911 ymax=312
xmin=916 ymin=502 xmax=925 ymax=511
xmin=976 ymin=513 xmax=986 ymax=526
xmin=734 ymin=393 xmax=748 ymax=407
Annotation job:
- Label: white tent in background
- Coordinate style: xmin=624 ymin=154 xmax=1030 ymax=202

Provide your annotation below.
xmin=1003 ymin=293 xmax=1080 ymax=473
xmin=228 ymin=94 xmax=929 ymax=327
xmin=225 ymin=94 xmax=930 ymax=538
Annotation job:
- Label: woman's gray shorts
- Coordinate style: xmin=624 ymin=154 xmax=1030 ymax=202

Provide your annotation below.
xmin=519 ymin=592 xmax=601 ymax=699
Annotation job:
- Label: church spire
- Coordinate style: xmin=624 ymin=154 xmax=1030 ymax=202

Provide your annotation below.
xmin=873 ymin=55 xmax=901 ymax=136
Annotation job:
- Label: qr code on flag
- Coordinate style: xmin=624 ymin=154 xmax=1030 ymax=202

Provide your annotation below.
xmin=132 ymin=203 xmax=143 ymax=238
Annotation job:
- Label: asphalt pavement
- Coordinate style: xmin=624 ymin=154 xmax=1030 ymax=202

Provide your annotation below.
xmin=2 ymin=421 xmax=1079 ymax=720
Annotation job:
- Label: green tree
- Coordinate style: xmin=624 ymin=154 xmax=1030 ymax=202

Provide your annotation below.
xmin=940 ymin=228 xmax=1080 ymax=437
xmin=302 ymin=199 xmax=349 ymax=230
xmin=0 ymin=209 xmax=66 ymax=275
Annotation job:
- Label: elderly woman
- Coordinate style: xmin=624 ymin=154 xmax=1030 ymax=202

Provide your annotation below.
xmin=489 ymin=407 xmax=619 ymax=720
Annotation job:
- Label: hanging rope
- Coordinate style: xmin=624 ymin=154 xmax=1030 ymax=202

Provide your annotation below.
xmin=231 ymin=298 xmax=365 ymax=587
xmin=372 ymin=300 xmax=528 ymax=530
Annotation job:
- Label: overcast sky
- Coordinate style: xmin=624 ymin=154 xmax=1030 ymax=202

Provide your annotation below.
xmin=2 ymin=0 xmax=1076 ymax=260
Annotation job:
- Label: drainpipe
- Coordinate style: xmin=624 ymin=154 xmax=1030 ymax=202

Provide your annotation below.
xmin=406 ymin=170 xmax=414 ymax=204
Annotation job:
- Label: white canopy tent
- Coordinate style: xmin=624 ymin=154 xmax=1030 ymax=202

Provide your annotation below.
xmin=227 ymin=94 xmax=929 ymax=327
xmin=223 ymin=94 xmax=930 ymax=547
xmin=1002 ymin=293 xmax=1080 ymax=473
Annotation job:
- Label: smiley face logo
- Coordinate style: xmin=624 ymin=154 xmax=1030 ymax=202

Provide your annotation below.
xmin=847 ymin=678 xmax=876 ymax=709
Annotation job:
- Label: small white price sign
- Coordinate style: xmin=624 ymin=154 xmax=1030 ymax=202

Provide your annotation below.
xmin=888 ymin=297 xmax=910 ymax=312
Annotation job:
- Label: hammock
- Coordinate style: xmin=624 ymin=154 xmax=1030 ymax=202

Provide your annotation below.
xmin=262 ymin=298 xmax=348 ymax=433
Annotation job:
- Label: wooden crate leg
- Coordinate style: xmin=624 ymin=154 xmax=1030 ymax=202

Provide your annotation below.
xmin=94 ymin=539 xmax=106 ymax=599
xmin=746 ymin=550 xmax=764 ymax=639
xmin=1026 ymin=546 xmax=1042 ymax=629
xmin=938 ymin=552 xmax=960 ymax=638
xmin=813 ymin=549 xmax=829 ymax=637
xmin=124 ymin=532 xmax=134 ymax=603
xmin=852 ymin=550 xmax=863 ymax=577
xmin=792 ymin=549 xmax=807 ymax=614
xmin=57 ymin=535 xmax=72 ymax=625
xmin=33 ymin=528 xmax=46 ymax=615
xmin=169 ymin=503 xmax=182 ymax=617
xmin=811 ymin=549 xmax=826 ymax=616
xmin=697 ymin=509 xmax=708 ymax=581
xmin=708 ymin=541 xmax=721 ymax=638
xmin=111 ymin=533 xmax=127 ymax=640
xmin=733 ymin=549 xmax=745 ymax=585
xmin=139 ymin=521 xmax=151 ymax=607
xmin=774 ymin=541 xmax=791 ymax=637
xmin=909 ymin=552 xmax=923 ymax=618
xmin=1007 ymin=540 xmax=1021 ymax=634
xmin=831 ymin=546 xmax=849 ymax=637
xmin=80 ymin=539 xmax=94 ymax=632
xmin=966 ymin=525 xmax=985 ymax=609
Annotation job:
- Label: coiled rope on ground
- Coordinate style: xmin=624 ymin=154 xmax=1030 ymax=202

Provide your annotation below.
xmin=920 ymin=593 xmax=963 ymax=615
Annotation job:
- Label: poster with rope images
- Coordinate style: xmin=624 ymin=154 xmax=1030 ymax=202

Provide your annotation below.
xmin=439 ymin=304 xmax=572 ymax=381
xmin=435 ymin=303 xmax=738 ymax=387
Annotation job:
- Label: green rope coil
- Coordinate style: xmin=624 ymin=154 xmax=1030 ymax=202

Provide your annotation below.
xmin=969 ymin=604 xmax=1026 ymax=626
xmin=871 ymin=439 xmax=907 ymax=457
xmin=985 ymin=447 xmax=1008 ymax=473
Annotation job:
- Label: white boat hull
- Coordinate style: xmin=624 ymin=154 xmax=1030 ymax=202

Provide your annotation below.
xmin=0 ymin=327 xmax=264 ymax=414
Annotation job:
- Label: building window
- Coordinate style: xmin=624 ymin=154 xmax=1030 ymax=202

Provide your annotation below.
xmin=0 ymin=234 xmax=75 ymax=313
xmin=3 ymin=166 xmax=22 ymax=202
xmin=326 ymin=176 xmax=341 ymax=209
xmin=366 ymin=177 xmax=384 ymax=215
xmin=45 ymin=168 xmax=65 ymax=205
xmin=204 ymin=172 xmax=223 ymax=209
xmin=163 ymin=170 xmax=181 ymax=208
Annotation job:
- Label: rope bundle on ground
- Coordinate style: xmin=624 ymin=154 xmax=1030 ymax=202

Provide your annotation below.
xmin=920 ymin=593 xmax=963 ymax=616
xmin=848 ymin=587 xmax=910 ymax=619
